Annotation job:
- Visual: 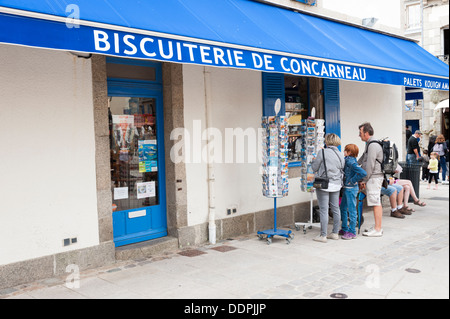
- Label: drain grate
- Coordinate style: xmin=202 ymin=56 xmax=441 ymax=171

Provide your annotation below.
xmin=178 ymin=249 xmax=207 ymax=257
xmin=210 ymin=245 xmax=237 ymax=253
xmin=405 ymin=268 xmax=421 ymax=273
xmin=330 ymin=293 xmax=348 ymax=299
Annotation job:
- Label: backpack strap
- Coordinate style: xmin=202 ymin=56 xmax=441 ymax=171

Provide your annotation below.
xmin=366 ymin=140 xmax=388 ymax=184
xmin=366 ymin=140 xmax=383 ymax=166
xmin=321 ymin=149 xmax=328 ymax=179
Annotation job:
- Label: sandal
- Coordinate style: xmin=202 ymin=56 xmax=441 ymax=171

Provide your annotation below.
xmin=405 ymin=206 xmax=415 ymax=212
xmin=414 ymin=200 xmax=426 ymax=207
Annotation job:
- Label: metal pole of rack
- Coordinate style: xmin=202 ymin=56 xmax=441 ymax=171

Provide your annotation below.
xmin=274 ymin=197 xmax=277 ymax=231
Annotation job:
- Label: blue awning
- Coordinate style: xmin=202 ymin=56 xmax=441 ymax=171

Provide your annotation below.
xmin=0 ymin=0 xmax=448 ymax=90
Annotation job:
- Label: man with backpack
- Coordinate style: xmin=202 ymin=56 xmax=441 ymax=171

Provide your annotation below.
xmin=357 ymin=122 xmax=384 ymax=237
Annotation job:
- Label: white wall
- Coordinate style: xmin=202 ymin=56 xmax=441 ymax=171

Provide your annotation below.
xmin=183 ymin=65 xmax=404 ymax=228
xmin=0 ymin=44 xmax=99 ymax=265
xmin=339 ymin=80 xmax=404 ymax=161
xmin=183 ymin=65 xmax=312 ymax=226
xmin=182 ymin=65 xmax=208 ymax=226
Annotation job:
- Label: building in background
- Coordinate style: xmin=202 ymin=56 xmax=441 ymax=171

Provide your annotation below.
xmin=403 ymin=0 xmax=449 ymax=150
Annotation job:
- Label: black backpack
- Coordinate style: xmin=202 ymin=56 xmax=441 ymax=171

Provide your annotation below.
xmin=368 ymin=138 xmax=398 ymax=176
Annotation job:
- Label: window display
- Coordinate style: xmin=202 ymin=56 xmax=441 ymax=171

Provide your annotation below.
xmin=109 ymin=97 xmax=159 ymax=211
xmin=285 ymin=75 xmax=310 ymax=163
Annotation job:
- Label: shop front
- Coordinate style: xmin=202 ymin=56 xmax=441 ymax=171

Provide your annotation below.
xmin=0 ymin=0 xmax=448 ymax=289
xmin=106 ymin=58 xmax=167 ymax=247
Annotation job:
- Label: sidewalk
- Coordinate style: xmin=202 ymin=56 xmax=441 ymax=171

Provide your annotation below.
xmin=2 ymin=182 xmax=448 ymax=299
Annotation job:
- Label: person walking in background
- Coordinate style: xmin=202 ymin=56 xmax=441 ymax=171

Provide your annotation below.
xmin=445 ymin=138 xmax=449 ymax=185
xmin=357 ymin=122 xmax=384 ymax=237
xmin=340 ymin=144 xmax=367 ymax=240
xmin=407 ymin=130 xmax=422 ymax=164
xmin=432 ymin=134 xmax=448 ymax=183
xmin=405 ymin=125 xmax=412 ymax=144
xmin=427 ymin=152 xmax=440 ymax=190
xmin=421 ymin=149 xmax=430 ymax=181
xmin=311 ymin=133 xmax=345 ymax=243
xmin=427 ymin=135 xmax=437 ymax=155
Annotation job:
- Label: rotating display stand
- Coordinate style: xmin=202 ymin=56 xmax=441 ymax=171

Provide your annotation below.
xmin=294 ymin=118 xmax=325 ymax=234
xmin=258 ymin=100 xmax=293 ymax=245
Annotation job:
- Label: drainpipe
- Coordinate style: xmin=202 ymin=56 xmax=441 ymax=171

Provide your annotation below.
xmin=204 ymin=67 xmax=216 ymax=245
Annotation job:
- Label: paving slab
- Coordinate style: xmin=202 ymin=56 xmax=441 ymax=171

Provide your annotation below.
xmin=2 ymin=183 xmax=448 ymax=300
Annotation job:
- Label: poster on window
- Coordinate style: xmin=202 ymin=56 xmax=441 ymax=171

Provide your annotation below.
xmin=113 ymin=187 xmax=129 ymax=200
xmin=136 ymin=181 xmax=156 ymax=199
xmin=112 ymin=115 xmax=135 ymax=160
xmin=138 ymin=140 xmax=158 ymax=172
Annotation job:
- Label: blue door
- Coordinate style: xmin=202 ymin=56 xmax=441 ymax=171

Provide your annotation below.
xmin=406 ymin=120 xmax=419 ymax=136
xmin=107 ymin=58 xmax=167 ymax=247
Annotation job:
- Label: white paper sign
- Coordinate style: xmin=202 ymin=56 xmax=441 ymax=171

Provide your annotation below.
xmin=136 ymin=181 xmax=156 ymax=199
xmin=114 ymin=187 xmax=128 ymax=200
xmin=128 ymin=210 xmax=147 ymax=219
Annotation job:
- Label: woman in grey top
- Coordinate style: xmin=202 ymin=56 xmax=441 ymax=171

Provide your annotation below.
xmin=311 ymin=133 xmax=345 ymax=243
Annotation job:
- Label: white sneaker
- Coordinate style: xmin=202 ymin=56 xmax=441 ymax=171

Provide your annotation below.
xmin=327 ymin=233 xmax=339 ymax=240
xmin=442 ymin=181 xmax=449 ymax=185
xmin=363 ymin=228 xmax=383 ymax=237
xmin=313 ymin=235 xmax=327 ymax=243
xmin=363 ymin=225 xmax=375 ymax=233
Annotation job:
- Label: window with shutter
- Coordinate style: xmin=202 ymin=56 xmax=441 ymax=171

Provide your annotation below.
xmin=323 ymin=78 xmax=341 ymax=140
xmin=262 ymin=72 xmax=285 ymax=116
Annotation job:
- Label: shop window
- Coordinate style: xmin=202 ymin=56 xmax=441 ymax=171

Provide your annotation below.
xmin=262 ymin=73 xmax=315 ymax=166
xmin=285 ymin=75 xmax=310 ymax=164
xmin=109 ymin=97 xmax=159 ymax=212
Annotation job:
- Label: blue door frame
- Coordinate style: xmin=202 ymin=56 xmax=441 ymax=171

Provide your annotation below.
xmin=107 ymin=58 xmax=167 ymax=247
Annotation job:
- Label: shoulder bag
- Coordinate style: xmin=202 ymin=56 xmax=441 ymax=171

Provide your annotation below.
xmin=313 ymin=149 xmax=329 ymax=189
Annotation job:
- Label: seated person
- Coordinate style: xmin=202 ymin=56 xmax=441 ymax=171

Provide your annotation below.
xmin=380 ymin=183 xmax=410 ymax=218
xmin=393 ymin=165 xmax=426 ymax=209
